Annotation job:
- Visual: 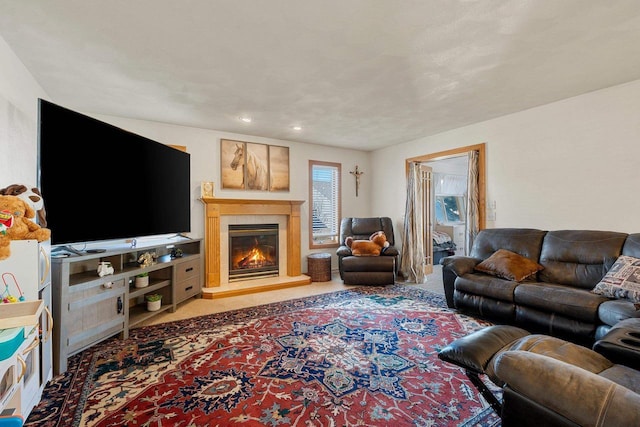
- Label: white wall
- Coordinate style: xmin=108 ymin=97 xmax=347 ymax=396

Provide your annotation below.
xmin=372 ymin=79 xmax=640 ymax=248
xmin=0 ymin=37 xmax=49 ymax=186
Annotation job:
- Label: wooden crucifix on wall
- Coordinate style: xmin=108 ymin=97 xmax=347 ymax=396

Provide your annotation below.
xmin=350 ymin=165 xmax=364 ymax=197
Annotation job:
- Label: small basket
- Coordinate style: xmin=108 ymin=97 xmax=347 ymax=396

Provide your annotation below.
xmin=307 ymin=253 xmax=331 ymax=282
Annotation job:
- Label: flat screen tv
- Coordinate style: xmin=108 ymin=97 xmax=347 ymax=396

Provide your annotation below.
xmin=38 ymin=99 xmax=191 ymax=249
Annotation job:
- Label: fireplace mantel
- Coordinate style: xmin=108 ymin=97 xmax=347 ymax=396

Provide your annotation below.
xmin=200 ymin=198 xmax=311 ymax=298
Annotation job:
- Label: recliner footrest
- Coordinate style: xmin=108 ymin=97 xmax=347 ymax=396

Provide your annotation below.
xmin=438 ymin=325 xmax=531 ymax=374
xmin=341 ymin=256 xmax=396 ymax=285
xmin=342 ymin=256 xmax=395 ymax=272
xmin=438 ymin=325 xmax=531 ymax=414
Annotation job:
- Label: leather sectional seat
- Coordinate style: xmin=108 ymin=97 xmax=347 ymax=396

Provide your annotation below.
xmin=442 ymin=228 xmax=640 ymax=345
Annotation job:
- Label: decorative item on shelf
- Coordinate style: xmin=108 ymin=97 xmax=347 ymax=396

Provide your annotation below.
xmin=0 ymin=272 xmax=24 ymax=304
xmin=134 ymin=272 xmax=149 ymax=288
xmin=201 ymin=181 xmax=214 ymax=198
xmin=97 ymin=261 xmax=114 ymax=277
xmin=137 ymin=252 xmax=157 ymax=268
xmin=145 ymin=293 xmax=162 ymax=311
xmin=170 ymin=248 xmax=183 ymax=258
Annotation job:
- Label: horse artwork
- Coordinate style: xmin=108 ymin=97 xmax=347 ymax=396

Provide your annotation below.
xmin=229 ymin=142 xmax=268 ymax=190
xmin=268 ymin=145 xmax=290 ymax=191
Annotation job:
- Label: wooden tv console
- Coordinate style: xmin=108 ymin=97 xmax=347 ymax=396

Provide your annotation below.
xmin=50 ymin=238 xmax=202 ymax=374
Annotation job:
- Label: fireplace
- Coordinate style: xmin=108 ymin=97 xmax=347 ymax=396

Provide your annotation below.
xmin=229 ymin=223 xmax=279 ymax=282
xmin=200 ymin=198 xmax=310 ymax=298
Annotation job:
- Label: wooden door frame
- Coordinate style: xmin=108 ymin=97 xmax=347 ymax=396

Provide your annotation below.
xmin=405 ymin=142 xmax=487 ymax=231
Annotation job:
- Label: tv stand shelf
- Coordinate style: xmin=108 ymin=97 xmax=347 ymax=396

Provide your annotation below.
xmin=51 ymin=238 xmax=203 ymax=375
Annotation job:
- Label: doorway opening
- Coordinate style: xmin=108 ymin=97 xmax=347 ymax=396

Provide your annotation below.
xmin=427 ymin=156 xmax=468 ymax=258
xmin=405 ymin=143 xmax=486 ymax=271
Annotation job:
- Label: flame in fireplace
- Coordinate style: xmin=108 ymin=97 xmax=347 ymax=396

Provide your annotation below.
xmin=233 ymin=239 xmax=276 ymax=270
xmin=239 ymin=246 xmax=268 ymax=268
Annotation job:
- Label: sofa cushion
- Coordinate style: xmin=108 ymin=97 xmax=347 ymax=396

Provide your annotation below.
xmin=470 ymin=228 xmax=547 ymax=261
xmin=538 ymin=230 xmax=627 ymax=289
xmin=514 ymin=282 xmax=608 ymax=323
xmin=592 ymin=255 xmax=640 ymax=303
xmin=474 ymin=249 xmax=544 ymax=282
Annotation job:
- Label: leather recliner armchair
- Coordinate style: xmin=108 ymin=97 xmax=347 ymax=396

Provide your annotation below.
xmin=438 ymin=324 xmax=640 ymax=427
xmin=336 ymin=217 xmax=400 ymax=285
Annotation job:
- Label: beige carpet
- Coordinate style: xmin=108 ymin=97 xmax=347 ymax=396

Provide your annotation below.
xmin=138 ymin=265 xmax=445 ymax=327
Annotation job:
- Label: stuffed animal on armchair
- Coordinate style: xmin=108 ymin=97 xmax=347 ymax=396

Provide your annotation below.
xmin=345 ymin=231 xmax=389 ymax=256
xmin=0 ymin=195 xmax=51 ymax=260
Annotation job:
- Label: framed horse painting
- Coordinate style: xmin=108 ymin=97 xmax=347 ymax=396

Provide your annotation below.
xmin=220 ymin=139 xmax=245 ymax=189
xmin=220 ymin=139 xmax=270 ymax=191
xmin=269 ymin=145 xmax=290 ymax=191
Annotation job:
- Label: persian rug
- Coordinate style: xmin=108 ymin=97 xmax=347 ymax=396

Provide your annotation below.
xmin=26 ymin=285 xmax=500 ymax=427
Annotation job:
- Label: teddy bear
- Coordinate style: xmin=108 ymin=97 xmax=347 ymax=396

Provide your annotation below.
xmin=0 ymin=194 xmax=51 ymax=260
xmin=0 ymin=183 xmax=47 ymax=227
xmin=345 ymin=230 xmax=389 ymax=256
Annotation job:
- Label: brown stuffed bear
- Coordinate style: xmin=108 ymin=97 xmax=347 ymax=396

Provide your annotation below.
xmin=345 ymin=231 xmax=389 ymax=256
xmin=0 ymin=195 xmax=51 ymax=260
xmin=0 ymin=184 xmax=47 ymax=227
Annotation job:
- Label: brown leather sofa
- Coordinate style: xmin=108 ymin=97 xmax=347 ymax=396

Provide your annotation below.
xmin=336 ymin=217 xmax=400 ymax=285
xmin=442 ymin=228 xmax=640 ymax=345
xmin=438 ymin=324 xmax=640 ymax=427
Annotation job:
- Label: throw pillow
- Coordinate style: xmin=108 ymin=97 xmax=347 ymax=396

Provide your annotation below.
xmin=474 ymin=249 xmax=544 ymax=282
xmin=592 ymin=255 xmax=640 ymax=303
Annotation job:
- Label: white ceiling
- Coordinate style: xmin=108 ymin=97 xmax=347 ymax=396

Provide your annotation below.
xmin=2 ymin=1 xmax=640 ymax=151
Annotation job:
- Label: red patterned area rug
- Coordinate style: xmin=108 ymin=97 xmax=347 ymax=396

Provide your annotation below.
xmin=26 ymin=285 xmax=500 ymax=426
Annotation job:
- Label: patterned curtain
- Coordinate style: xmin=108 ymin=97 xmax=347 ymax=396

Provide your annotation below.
xmin=465 ymin=150 xmax=480 ymax=254
xmin=401 ymin=162 xmax=426 ymax=283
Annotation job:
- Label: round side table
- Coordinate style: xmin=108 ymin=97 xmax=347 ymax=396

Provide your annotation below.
xmin=307 ymin=253 xmax=332 ymax=282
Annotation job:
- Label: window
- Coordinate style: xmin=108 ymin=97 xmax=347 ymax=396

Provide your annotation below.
xmin=435 ymin=195 xmax=465 ymax=224
xmin=309 ymin=161 xmax=341 ymax=248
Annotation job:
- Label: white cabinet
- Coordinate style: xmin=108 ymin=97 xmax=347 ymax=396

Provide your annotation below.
xmin=0 ymin=240 xmax=52 ymax=420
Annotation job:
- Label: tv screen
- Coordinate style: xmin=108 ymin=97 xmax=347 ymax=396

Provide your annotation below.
xmin=38 ymin=99 xmax=191 ymax=247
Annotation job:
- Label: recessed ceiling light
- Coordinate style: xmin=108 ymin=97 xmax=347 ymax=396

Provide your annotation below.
xmin=239 ymin=116 xmax=252 ymax=123
xmin=292 ymin=125 xmax=302 ymax=131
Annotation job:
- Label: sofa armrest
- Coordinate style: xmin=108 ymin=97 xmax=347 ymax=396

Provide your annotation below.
xmin=441 ymin=256 xmax=482 ymax=308
xmin=494 ymin=351 xmax=640 ymax=427
xmin=441 ymin=255 xmax=482 ymax=277
xmin=336 ymin=245 xmax=352 ymax=257
xmin=593 ymin=318 xmax=640 ymax=370
xmin=381 ymin=245 xmax=399 ymax=257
